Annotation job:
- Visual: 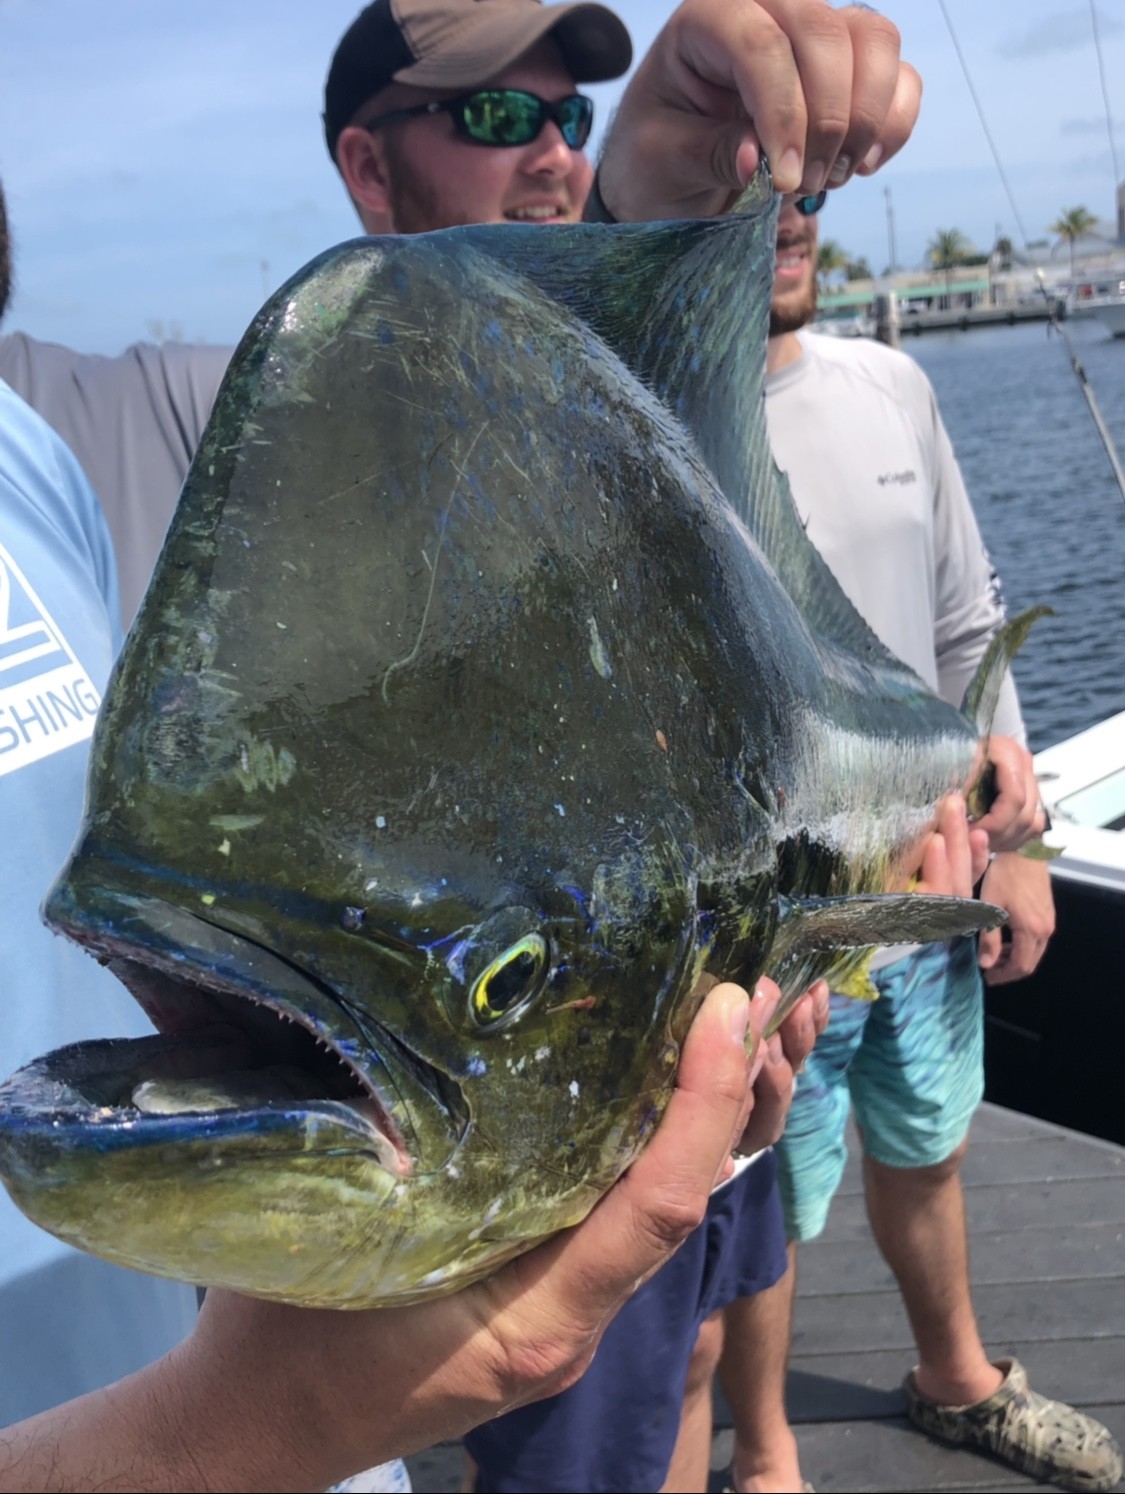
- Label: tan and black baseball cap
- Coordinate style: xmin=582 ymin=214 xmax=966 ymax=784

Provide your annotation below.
xmin=323 ymin=0 xmax=633 ymax=158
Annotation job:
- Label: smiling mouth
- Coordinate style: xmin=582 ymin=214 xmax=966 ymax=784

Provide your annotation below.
xmin=506 ymin=204 xmax=568 ymax=222
xmin=775 ymin=239 xmax=809 ymax=270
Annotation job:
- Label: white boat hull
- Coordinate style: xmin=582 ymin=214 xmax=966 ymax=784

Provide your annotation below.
xmin=983 ymin=711 xmax=1125 ymax=1144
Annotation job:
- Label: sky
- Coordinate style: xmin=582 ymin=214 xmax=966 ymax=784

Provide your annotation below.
xmin=1 ymin=0 xmax=1122 ymax=354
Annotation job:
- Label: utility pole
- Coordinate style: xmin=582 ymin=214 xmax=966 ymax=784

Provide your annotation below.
xmin=885 ymin=185 xmax=898 ymax=276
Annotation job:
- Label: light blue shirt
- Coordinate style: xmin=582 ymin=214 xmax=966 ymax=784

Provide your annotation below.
xmin=0 ymin=378 xmax=196 ymax=1421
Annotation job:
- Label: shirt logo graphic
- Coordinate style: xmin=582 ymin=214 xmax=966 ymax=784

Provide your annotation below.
xmin=0 ymin=543 xmax=103 ymax=777
xmin=877 ymin=470 xmax=918 ymax=487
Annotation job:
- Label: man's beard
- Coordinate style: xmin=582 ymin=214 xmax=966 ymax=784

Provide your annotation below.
xmin=769 ymin=277 xmax=817 ymax=337
xmin=382 ymin=138 xmax=463 ymax=234
xmin=0 ymin=184 xmax=11 ymax=321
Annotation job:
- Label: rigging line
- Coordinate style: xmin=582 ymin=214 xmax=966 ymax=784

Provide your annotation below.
xmin=935 ymin=0 xmax=1125 ymax=508
xmin=934 ymin=0 xmax=1031 ymax=245
xmin=1089 ymin=0 xmax=1121 ymax=189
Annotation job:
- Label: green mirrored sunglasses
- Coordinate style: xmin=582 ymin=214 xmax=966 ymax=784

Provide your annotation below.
xmin=365 ymin=88 xmax=594 ymax=150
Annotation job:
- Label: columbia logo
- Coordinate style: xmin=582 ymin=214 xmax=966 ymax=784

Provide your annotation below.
xmin=877 ymin=470 xmax=917 ymax=487
xmin=0 ymin=544 xmax=103 ymax=776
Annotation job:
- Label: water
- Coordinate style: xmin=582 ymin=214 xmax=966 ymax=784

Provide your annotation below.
xmin=905 ymin=320 xmax=1125 ymax=751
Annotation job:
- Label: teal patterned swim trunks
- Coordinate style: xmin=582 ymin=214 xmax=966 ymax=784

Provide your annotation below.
xmin=777 ymin=936 xmax=984 ymax=1242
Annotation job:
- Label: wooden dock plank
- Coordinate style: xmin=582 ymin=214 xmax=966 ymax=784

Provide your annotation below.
xmin=795 ymin=1221 xmax=1125 ymax=1294
xmin=789 ymin=1277 xmax=1125 ymax=1356
xmin=820 ymin=1176 xmax=1125 ymax=1238
xmin=833 ymin=1137 xmax=1125 ymax=1195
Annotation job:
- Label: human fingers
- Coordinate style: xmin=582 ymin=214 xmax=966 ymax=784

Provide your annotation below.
xmin=747 ymin=975 xmax=783 ymax=1076
xmin=978 ymin=855 xmax=1054 ymax=985
xmin=542 ymin=981 xmax=756 ymax=1323
xmin=974 ymin=736 xmax=1042 ymax=851
xmin=596 ymin=0 xmax=845 ymax=218
xmin=721 ymin=1 xmax=914 ymax=193
xmin=731 ymin=0 xmax=849 ymax=193
xmin=776 ymin=987 xmax=817 ymax=1070
xmin=937 ymin=792 xmax=973 ymax=897
xmin=810 ymin=978 xmax=830 ymax=1035
xmin=977 ymin=924 xmax=1003 ymax=974
xmin=596 ymin=0 xmax=798 ymax=220
xmin=982 ymin=921 xmax=1048 ymax=985
xmin=839 ymin=6 xmax=921 ymax=180
xmin=914 ymin=794 xmax=974 ymax=898
xmin=735 ymin=1033 xmax=793 ymax=1153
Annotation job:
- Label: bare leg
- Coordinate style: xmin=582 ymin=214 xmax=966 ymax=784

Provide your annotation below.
xmin=862 ymin=1137 xmax=1003 ymax=1406
xmin=661 ymin=1309 xmax=725 ymax=1493
xmin=717 ymin=1246 xmax=805 ymax=1493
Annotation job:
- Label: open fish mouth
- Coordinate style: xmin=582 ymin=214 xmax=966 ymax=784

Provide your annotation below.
xmin=3 ymin=883 xmax=469 ymax=1181
xmin=0 ymin=887 xmax=496 ymax=1306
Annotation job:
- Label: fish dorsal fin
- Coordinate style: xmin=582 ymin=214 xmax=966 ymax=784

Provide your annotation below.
xmin=447 ymin=173 xmax=915 ymax=675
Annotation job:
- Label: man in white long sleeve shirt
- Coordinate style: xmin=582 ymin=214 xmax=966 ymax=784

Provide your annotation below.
xmin=717 ymin=190 xmax=1121 ymax=1494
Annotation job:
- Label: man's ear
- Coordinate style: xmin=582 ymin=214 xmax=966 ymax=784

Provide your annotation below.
xmin=335 ymin=126 xmax=396 ymax=234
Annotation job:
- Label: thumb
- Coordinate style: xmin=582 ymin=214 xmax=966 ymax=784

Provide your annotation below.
xmin=977 ymin=927 xmax=1001 ymax=970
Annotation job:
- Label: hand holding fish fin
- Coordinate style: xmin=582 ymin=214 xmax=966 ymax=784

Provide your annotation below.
xmin=593 ymin=0 xmax=920 ymax=222
xmin=972 ymin=734 xmax=1046 ymax=852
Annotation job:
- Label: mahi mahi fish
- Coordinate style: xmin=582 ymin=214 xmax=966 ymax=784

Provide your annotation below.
xmin=0 ymin=172 xmax=1019 ymax=1307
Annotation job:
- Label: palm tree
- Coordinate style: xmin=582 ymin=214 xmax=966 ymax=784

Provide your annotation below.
xmin=1049 ymin=207 xmax=1099 ymax=278
xmin=816 ymin=239 xmax=848 ymax=295
xmin=992 ymin=236 xmax=1014 ymax=271
xmin=927 ymin=228 xmax=972 ymax=309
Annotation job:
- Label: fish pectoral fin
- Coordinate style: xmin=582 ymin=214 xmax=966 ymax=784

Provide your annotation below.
xmin=775 ymin=892 xmax=1005 ymax=960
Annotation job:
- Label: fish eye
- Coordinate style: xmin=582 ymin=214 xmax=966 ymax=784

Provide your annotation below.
xmin=469 ymin=934 xmax=549 ymax=1028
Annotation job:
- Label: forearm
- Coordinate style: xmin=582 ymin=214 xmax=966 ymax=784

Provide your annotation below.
xmin=0 ymin=1353 xmax=213 ymax=1494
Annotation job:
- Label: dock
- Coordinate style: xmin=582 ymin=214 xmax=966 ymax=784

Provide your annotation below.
xmin=897 ymin=301 xmax=1067 ymax=336
xmin=405 ymin=1103 xmax=1125 ymax=1493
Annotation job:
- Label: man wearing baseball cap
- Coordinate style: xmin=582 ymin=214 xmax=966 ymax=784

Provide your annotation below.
xmin=324 ymin=0 xmax=626 ymax=236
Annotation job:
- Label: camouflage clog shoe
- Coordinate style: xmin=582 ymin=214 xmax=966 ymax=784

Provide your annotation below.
xmin=903 ymin=1357 xmax=1123 ymax=1492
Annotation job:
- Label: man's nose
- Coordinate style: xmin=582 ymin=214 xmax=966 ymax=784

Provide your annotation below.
xmin=521 ymin=121 xmax=578 ymax=174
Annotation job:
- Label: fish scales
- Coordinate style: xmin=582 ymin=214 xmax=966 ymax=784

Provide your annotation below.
xmin=0 ymin=174 xmax=1008 ymax=1306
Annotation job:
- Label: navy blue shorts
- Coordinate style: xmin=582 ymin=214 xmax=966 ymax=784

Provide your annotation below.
xmin=465 ymin=1150 xmax=787 ymax=1493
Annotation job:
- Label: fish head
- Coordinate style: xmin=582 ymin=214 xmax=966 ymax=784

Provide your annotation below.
xmin=7 ymin=820 xmax=712 ymax=1306
xmin=0 ymin=226 xmax=788 ymax=1306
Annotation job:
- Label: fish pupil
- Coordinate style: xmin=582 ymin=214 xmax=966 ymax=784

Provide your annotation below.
xmin=469 ymin=933 xmax=549 ymax=1025
xmin=488 ymin=951 xmax=538 ymax=1011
